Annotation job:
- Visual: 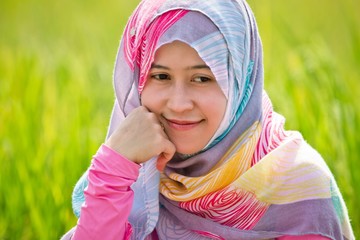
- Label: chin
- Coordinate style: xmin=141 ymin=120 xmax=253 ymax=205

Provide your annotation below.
xmin=174 ymin=143 xmax=204 ymax=156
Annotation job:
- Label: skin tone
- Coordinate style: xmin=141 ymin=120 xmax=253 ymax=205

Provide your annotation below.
xmin=105 ymin=40 xmax=227 ymax=171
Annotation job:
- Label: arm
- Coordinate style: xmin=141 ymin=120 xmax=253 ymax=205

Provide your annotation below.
xmin=71 ymin=144 xmax=140 ymax=240
xmin=63 ymin=106 xmax=175 ymax=239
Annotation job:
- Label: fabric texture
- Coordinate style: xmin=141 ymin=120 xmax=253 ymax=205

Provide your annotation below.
xmin=72 ymin=144 xmax=139 ymax=239
xmin=71 ymin=0 xmax=354 ymax=239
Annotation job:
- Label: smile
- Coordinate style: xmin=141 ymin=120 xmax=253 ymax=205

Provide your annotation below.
xmin=165 ymin=118 xmax=203 ymax=131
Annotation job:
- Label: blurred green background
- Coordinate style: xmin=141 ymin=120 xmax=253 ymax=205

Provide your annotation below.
xmin=0 ymin=0 xmax=359 ymax=239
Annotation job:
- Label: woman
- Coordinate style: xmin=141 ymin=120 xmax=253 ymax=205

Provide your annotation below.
xmin=63 ymin=0 xmax=354 ymax=239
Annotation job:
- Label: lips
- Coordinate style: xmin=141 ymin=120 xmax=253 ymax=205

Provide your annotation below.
xmin=165 ymin=118 xmax=203 ymax=131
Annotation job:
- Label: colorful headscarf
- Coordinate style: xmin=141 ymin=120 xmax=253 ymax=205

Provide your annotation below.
xmin=72 ymin=0 xmax=354 ymax=239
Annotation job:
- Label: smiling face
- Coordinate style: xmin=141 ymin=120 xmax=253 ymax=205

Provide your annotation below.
xmin=141 ymin=41 xmax=227 ymax=154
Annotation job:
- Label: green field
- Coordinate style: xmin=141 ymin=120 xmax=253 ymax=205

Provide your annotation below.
xmin=1 ymin=0 xmax=359 ymax=239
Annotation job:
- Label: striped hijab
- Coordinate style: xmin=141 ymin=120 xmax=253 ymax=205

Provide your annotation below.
xmin=72 ymin=0 xmax=354 ymax=239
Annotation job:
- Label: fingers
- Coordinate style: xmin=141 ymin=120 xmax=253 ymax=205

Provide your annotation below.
xmin=156 ymin=139 xmax=176 ymax=172
xmin=106 ymin=106 xmax=176 ymax=170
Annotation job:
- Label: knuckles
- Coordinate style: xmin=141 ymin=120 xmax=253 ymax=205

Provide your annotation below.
xmin=111 ymin=106 xmax=172 ymax=163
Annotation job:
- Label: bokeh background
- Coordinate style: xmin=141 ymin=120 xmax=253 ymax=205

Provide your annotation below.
xmin=1 ymin=0 xmax=359 ymax=239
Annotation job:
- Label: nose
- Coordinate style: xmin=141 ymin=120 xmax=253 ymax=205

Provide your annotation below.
xmin=166 ymin=84 xmax=194 ymax=113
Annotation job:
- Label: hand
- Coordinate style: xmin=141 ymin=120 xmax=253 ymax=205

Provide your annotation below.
xmin=105 ymin=106 xmax=176 ymax=171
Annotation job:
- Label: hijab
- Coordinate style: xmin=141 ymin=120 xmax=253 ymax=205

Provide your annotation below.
xmin=72 ymin=0 xmax=354 ymax=239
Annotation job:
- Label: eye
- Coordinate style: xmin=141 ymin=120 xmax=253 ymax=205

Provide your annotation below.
xmin=192 ymin=76 xmax=212 ymax=83
xmin=151 ymin=73 xmax=170 ymax=80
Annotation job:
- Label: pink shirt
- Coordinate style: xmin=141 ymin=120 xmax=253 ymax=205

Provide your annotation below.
xmin=72 ymin=144 xmax=139 ymax=239
xmin=69 ymin=144 xmax=329 ymax=240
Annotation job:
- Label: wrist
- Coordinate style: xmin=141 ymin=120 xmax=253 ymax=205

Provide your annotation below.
xmin=102 ymin=141 xmax=139 ymax=166
xmin=103 ymin=141 xmax=139 ymax=164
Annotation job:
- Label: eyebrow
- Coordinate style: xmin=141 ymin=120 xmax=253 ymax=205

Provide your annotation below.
xmin=189 ymin=64 xmax=211 ymax=70
xmin=150 ymin=63 xmax=210 ymax=70
xmin=151 ymin=64 xmax=170 ymax=70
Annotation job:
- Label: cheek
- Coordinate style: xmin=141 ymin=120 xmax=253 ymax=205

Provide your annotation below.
xmin=140 ymin=91 xmax=151 ymax=108
xmin=213 ymin=102 xmax=227 ymax=127
xmin=141 ymin=87 xmax=161 ymax=111
xmin=205 ymin=92 xmax=227 ymax=123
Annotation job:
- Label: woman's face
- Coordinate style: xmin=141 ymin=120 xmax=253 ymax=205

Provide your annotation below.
xmin=141 ymin=41 xmax=227 ymax=154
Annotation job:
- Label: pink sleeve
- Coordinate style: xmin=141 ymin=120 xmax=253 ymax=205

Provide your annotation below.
xmin=72 ymin=144 xmax=141 ymax=240
xmin=277 ymin=235 xmax=330 ymax=240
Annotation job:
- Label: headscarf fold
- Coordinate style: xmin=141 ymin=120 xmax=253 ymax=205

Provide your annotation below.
xmin=72 ymin=0 xmax=354 ymax=239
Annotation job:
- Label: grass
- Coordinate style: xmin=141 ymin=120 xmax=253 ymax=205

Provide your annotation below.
xmin=1 ymin=0 xmax=359 ymax=239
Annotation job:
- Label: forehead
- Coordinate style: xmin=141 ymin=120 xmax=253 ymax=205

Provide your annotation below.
xmin=153 ymin=41 xmax=208 ymax=66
